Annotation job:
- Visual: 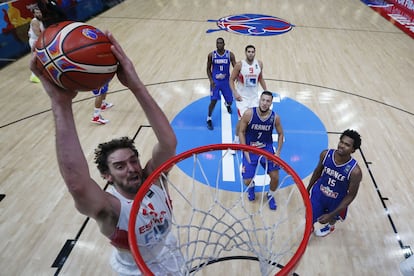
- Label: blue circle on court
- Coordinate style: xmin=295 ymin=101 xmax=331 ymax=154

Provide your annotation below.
xmin=171 ymin=94 xmax=327 ymax=192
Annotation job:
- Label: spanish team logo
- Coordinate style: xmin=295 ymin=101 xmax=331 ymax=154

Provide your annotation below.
xmin=207 ymin=14 xmax=294 ymax=36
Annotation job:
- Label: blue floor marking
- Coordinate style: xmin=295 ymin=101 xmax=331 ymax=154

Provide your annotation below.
xmin=171 ymin=94 xmax=328 ymax=192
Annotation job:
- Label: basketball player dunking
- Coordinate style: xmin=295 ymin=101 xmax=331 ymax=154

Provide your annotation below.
xmin=30 ymin=32 xmax=184 ymax=275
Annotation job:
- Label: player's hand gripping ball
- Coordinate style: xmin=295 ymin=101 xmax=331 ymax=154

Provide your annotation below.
xmin=34 ymin=21 xmax=118 ymax=91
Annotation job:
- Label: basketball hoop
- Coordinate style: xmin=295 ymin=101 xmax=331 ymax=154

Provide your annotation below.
xmin=128 ymin=144 xmax=312 ymax=275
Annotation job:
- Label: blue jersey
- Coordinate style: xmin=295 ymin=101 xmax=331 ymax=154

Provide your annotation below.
xmin=245 ymin=107 xmax=275 ymax=150
xmin=211 ymin=50 xmax=231 ymax=82
xmin=310 ymin=149 xmax=358 ymax=223
xmin=242 ymin=108 xmax=278 ymax=179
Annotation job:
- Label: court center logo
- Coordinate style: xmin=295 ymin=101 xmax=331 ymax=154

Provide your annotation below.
xmin=207 ymin=14 xmax=294 ymax=36
xmin=360 ymin=0 xmax=393 ymax=7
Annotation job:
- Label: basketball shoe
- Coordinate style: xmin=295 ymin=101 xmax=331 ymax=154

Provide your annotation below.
xmin=91 ymin=115 xmax=109 ymax=125
xmin=226 ymin=104 xmax=232 ymax=114
xmin=267 ymin=193 xmax=277 ymax=210
xmin=315 ymin=223 xmax=335 ymax=237
xmin=30 ymin=75 xmax=40 ymax=83
xmin=247 ymin=183 xmax=255 ymax=201
xmin=207 ymin=119 xmax=213 ymax=130
xmin=101 ymin=102 xmax=114 ymax=111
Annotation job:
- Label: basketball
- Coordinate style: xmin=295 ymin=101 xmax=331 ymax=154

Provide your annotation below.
xmin=34 ymin=21 xmax=118 ymax=91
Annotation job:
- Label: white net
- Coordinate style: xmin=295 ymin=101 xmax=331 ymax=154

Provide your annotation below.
xmin=130 ymin=144 xmax=312 ymax=276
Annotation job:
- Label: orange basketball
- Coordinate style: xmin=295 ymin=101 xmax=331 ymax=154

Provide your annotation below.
xmin=35 ymin=21 xmax=118 ymax=91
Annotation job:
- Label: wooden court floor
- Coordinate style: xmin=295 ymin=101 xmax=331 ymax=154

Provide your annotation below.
xmin=0 ymin=0 xmax=413 ymax=275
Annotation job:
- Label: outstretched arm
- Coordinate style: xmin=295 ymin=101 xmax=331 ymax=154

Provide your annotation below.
xmin=107 ymin=32 xmax=177 ymax=176
xmin=29 ymin=55 xmax=115 ymax=233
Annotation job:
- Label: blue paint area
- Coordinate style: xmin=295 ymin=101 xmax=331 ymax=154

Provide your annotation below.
xmin=171 ymin=94 xmax=328 ymax=192
xmin=172 ymin=97 xmax=224 ymax=147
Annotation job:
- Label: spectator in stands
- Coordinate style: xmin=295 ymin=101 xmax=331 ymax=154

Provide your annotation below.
xmin=37 ymin=0 xmax=67 ymax=27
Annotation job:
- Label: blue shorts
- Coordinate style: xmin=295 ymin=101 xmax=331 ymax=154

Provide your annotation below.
xmin=242 ymin=146 xmax=280 ymax=179
xmin=310 ymin=184 xmax=348 ymax=223
xmin=92 ymin=83 xmax=109 ymax=96
xmin=211 ymin=79 xmax=233 ymax=103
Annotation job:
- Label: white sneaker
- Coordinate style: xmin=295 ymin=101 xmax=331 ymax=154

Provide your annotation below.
xmin=30 ymin=75 xmax=40 ymax=83
xmin=101 ymin=102 xmax=114 ymax=111
xmin=91 ymin=115 xmax=109 ymax=125
xmin=314 ymin=223 xmax=335 ymax=237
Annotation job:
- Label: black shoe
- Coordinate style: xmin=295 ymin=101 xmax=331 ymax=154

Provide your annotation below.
xmin=207 ymin=119 xmax=213 ymax=130
xmin=226 ymin=105 xmax=232 ymax=114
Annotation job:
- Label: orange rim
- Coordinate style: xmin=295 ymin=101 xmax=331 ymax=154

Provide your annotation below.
xmin=128 ymin=143 xmax=313 ymax=276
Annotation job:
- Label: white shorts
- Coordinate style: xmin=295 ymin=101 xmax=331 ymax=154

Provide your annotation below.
xmin=235 ymin=95 xmax=259 ymax=117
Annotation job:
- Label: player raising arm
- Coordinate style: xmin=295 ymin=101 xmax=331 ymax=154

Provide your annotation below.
xmin=30 ymin=32 xmax=183 ymax=275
